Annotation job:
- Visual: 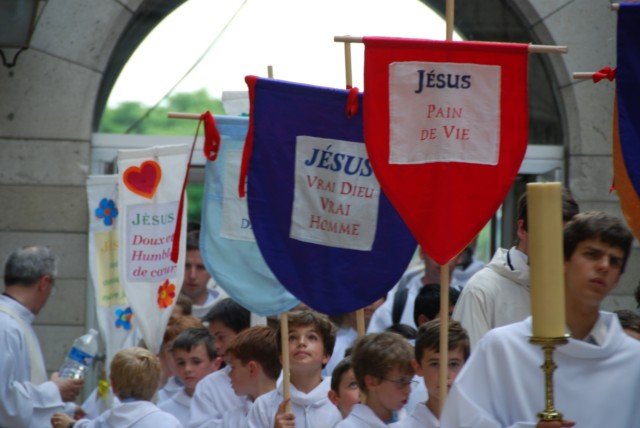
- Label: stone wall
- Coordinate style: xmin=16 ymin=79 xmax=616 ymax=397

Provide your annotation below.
xmin=0 ymin=0 xmax=145 ymax=374
xmin=516 ymin=0 xmax=638 ymax=309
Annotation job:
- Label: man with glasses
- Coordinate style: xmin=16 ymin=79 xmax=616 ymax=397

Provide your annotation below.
xmin=0 ymin=246 xmax=84 ymax=428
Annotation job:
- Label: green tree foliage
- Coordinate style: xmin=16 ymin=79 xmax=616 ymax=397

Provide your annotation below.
xmin=99 ymin=89 xmax=226 ymax=135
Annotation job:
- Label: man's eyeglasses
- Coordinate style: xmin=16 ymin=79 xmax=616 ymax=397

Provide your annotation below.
xmin=381 ymin=377 xmax=418 ymax=388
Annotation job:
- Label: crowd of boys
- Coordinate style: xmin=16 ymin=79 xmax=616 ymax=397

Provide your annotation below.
xmin=2 ymin=200 xmax=640 ymax=427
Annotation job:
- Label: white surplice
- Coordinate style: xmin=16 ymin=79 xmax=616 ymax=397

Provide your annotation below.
xmin=394 ymin=402 xmax=439 ymax=428
xmin=188 ymin=365 xmax=248 ymax=428
xmin=0 ymin=295 xmax=64 ymax=428
xmin=74 ymin=400 xmax=182 ymax=428
xmin=247 ymin=376 xmax=341 ymax=428
xmin=441 ymin=312 xmax=640 ymax=428
xmin=157 ymin=387 xmax=191 ymax=426
xmin=452 ymin=247 xmax=530 ymax=348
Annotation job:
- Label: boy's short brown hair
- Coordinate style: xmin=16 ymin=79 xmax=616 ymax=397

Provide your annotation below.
xmin=330 ymin=356 xmax=353 ymax=392
xmin=175 ymin=294 xmax=193 ymax=316
xmin=276 ymin=310 xmax=337 ymax=359
xmin=110 ymin=347 xmax=160 ymax=401
xmin=350 ymin=332 xmax=413 ymax=393
xmin=171 ymin=327 xmax=217 ymax=360
xmin=563 ymin=211 xmax=633 ymax=272
xmin=415 ymin=319 xmax=470 ymax=363
xmin=163 ymin=315 xmax=203 ymax=347
xmin=227 ymin=326 xmax=281 ymax=381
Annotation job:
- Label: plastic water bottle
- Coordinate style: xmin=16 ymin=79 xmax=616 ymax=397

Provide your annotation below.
xmin=59 ymin=329 xmax=99 ymax=379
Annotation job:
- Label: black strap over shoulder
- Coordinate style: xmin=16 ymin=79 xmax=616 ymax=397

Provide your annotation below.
xmin=391 ymin=267 xmax=423 ymax=325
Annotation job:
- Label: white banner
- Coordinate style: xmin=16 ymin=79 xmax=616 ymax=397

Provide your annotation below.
xmin=389 ymin=61 xmax=501 ymax=165
xmin=86 ymin=175 xmax=138 ymax=374
xmin=290 ymin=136 xmax=380 ymax=251
xmin=117 ymin=145 xmax=189 ymax=354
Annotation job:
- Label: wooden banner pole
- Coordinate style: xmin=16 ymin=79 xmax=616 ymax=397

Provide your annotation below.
xmin=438 ymin=1 xmax=454 ymax=414
xmin=343 ymin=40 xmax=353 ymax=89
xmin=340 ymin=35 xmax=366 ymax=337
xmin=280 ymin=312 xmax=291 ymax=412
xmin=572 ymin=72 xmax=597 ymax=80
xmin=446 ymin=0 xmax=455 ymax=41
xmin=439 ymin=262 xmax=450 ymax=414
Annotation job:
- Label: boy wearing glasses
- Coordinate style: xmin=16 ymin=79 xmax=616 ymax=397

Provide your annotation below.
xmin=337 ymin=332 xmax=414 ymax=427
xmin=403 ymin=319 xmax=469 ymax=427
xmin=247 ymin=310 xmax=342 ymax=427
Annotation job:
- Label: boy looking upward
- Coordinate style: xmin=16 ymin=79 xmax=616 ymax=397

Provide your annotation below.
xmin=404 ymin=319 xmax=469 ymax=427
xmin=442 ymin=212 xmax=640 ymax=428
xmin=224 ymin=326 xmax=282 ymax=427
xmin=247 ymin=310 xmax=342 ymax=428
xmin=337 ymin=332 xmax=415 ymax=427
xmin=328 ymin=356 xmax=361 ymax=419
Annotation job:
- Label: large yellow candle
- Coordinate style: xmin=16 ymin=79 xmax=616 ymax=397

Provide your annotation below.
xmin=528 ymin=182 xmax=566 ymax=338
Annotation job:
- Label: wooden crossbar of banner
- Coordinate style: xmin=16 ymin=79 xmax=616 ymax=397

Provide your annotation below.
xmin=572 ymin=72 xmax=598 ymax=79
xmin=333 ymin=35 xmax=569 ymax=54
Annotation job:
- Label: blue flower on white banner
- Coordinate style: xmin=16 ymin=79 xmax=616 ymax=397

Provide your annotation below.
xmin=95 ymin=198 xmax=118 ymax=226
xmin=115 ymin=307 xmax=133 ymax=330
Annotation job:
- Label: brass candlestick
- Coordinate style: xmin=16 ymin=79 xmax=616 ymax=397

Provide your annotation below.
xmin=529 ymin=335 xmax=569 ymax=422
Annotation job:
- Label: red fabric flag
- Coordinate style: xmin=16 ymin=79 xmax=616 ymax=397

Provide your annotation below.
xmin=363 ymin=37 xmax=529 ymax=265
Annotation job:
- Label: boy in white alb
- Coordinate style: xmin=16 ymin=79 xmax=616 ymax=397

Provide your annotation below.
xmin=327 ymin=356 xmax=361 ymax=419
xmin=51 ymin=347 xmax=181 ymax=428
xmin=398 ymin=319 xmax=469 ymax=428
xmin=336 ymin=332 xmax=414 ymax=427
xmin=441 ymin=212 xmax=640 ymax=428
xmin=188 ymin=298 xmax=251 ymax=428
xmin=247 ymin=310 xmax=342 ymax=428
xmin=158 ymin=328 xmax=220 ymax=425
xmin=157 ymin=315 xmax=204 ymax=403
xmin=223 ymin=326 xmax=281 ymax=427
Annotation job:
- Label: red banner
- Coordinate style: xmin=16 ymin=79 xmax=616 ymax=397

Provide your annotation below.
xmin=363 ymin=37 xmax=529 ymax=265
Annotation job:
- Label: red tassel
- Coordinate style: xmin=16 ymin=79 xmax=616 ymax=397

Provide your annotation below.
xmin=346 ymin=87 xmax=359 ymax=118
xmin=202 ymin=111 xmax=220 ymax=161
xmin=239 ymin=76 xmax=259 ymax=198
xmin=592 ymin=66 xmax=616 ymax=83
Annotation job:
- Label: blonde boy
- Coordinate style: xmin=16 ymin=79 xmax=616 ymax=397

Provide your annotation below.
xmin=336 ymin=332 xmax=414 ymax=427
xmin=328 ymin=356 xmax=361 ymax=418
xmin=51 ymin=347 xmax=181 ymax=428
xmin=247 ymin=310 xmax=342 ymax=428
xmin=404 ymin=319 xmax=469 ymax=427
xmin=158 ymin=328 xmax=220 ymax=426
xmin=223 ymin=326 xmax=282 ymax=427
